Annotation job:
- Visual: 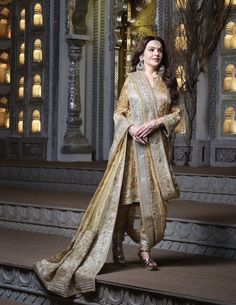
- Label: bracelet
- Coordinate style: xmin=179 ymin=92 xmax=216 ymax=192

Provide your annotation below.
xmin=153 ymin=119 xmax=159 ymax=129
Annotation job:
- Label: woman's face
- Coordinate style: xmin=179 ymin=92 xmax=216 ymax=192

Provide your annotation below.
xmin=140 ymin=40 xmax=163 ymax=71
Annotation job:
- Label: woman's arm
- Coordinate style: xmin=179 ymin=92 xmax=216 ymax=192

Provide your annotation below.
xmin=113 ymin=83 xmax=129 ymax=122
xmin=114 ymin=80 xmax=147 ymax=144
xmin=159 ymin=105 xmax=181 ymax=137
xmin=135 ymin=105 xmax=181 ymax=139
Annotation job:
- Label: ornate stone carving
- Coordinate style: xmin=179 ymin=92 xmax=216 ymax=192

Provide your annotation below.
xmin=72 ymin=0 xmax=89 ymax=34
xmin=0 ymin=203 xmax=83 ymax=237
xmin=42 ymin=0 xmax=51 ymax=140
xmin=209 ymin=49 xmax=218 ymax=140
xmin=89 ymin=0 xmax=107 ymax=159
xmin=164 ymin=220 xmax=236 ymax=248
xmin=0 ymin=265 xmax=216 ymax=305
xmin=0 ymin=289 xmax=50 ymax=305
xmin=111 ymin=0 xmax=127 ymax=49
xmin=49 ymin=0 xmax=60 ymax=161
xmin=173 ymin=146 xmax=192 ymax=162
xmin=22 ymin=143 xmax=44 ymax=157
xmin=0 ymin=221 xmax=75 ymax=237
xmin=0 ymin=267 xmax=42 ymax=293
xmin=62 ymin=37 xmax=92 ymax=155
xmin=156 ymin=240 xmax=236 ymax=259
xmin=215 ymin=148 xmax=236 ymax=162
xmin=157 ymin=0 xmax=171 ymax=39
xmin=177 ymin=174 xmax=236 ymax=203
xmin=127 ymin=217 xmax=236 ymax=260
xmin=179 ymin=192 xmax=236 ymax=204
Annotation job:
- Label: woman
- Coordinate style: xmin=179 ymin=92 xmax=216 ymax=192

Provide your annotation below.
xmin=34 ymin=36 xmax=180 ymax=298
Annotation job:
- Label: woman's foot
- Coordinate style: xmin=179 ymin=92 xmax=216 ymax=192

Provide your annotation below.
xmin=138 ymin=248 xmax=158 ymax=271
xmin=112 ymin=239 xmax=126 ymax=266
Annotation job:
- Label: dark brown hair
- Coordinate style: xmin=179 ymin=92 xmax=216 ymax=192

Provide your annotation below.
xmin=131 ymin=36 xmax=179 ymax=106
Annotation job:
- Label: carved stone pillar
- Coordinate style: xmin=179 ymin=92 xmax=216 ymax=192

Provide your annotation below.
xmin=62 ymin=35 xmax=92 ymax=159
xmin=72 ymin=0 xmax=89 ymax=34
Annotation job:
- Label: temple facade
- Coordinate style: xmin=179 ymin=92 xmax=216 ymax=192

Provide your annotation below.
xmin=0 ymin=0 xmax=235 ymax=166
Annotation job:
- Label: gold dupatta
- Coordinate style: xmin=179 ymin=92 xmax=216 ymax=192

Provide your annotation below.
xmin=34 ymin=120 xmax=131 ymax=297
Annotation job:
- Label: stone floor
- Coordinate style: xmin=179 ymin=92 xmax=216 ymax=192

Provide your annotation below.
xmin=0 ymin=163 xmax=235 ymax=305
xmin=0 ymin=228 xmax=236 ymax=305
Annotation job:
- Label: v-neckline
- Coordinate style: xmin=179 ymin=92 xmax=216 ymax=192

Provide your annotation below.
xmin=142 ymin=71 xmax=160 ymax=89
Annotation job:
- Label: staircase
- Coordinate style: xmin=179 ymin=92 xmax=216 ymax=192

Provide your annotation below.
xmin=0 ymin=161 xmax=235 ymax=305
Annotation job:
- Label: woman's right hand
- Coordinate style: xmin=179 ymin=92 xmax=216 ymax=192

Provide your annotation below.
xmin=129 ymin=125 xmax=148 ymax=144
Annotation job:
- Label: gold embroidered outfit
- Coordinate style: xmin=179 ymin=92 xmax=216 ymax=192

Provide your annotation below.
xmin=34 ymin=71 xmax=180 ymax=298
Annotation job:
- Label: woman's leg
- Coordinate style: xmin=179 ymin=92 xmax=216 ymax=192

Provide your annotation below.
xmin=138 ymin=222 xmax=158 ymax=270
xmin=113 ymin=204 xmax=130 ymax=241
xmin=112 ymin=204 xmax=130 ymax=264
xmin=140 ymin=223 xmax=150 ymax=250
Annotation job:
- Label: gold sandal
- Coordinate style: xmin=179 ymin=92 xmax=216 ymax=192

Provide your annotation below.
xmin=138 ymin=248 xmax=158 ymax=271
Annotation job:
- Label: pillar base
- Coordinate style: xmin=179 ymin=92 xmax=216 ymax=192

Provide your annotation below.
xmin=61 ymin=144 xmax=92 ymax=161
xmin=62 ymin=131 xmax=92 ymax=161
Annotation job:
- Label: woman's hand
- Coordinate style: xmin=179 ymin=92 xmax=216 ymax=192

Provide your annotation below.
xmin=129 ymin=125 xmax=148 ymax=144
xmin=136 ymin=118 xmax=162 ymax=138
xmin=129 ymin=118 xmax=164 ymax=144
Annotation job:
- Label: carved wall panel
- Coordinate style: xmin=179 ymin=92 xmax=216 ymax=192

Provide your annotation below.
xmin=0 ymin=265 xmax=227 ymax=305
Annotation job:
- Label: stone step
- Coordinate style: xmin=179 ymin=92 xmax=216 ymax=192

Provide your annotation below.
xmin=0 ymin=187 xmax=235 ymax=259
xmin=0 ymin=228 xmax=235 ymax=305
xmin=0 ymin=161 xmax=235 ymax=204
xmin=0 ymin=300 xmax=26 ymax=305
xmin=0 ymin=295 xmax=25 ymax=305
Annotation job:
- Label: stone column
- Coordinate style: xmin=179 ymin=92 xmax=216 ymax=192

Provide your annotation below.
xmin=72 ymin=0 xmax=89 ymax=34
xmin=62 ymin=34 xmax=92 ymax=160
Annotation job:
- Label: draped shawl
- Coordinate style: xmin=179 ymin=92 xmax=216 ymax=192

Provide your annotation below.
xmin=34 ymin=71 xmax=180 ymax=298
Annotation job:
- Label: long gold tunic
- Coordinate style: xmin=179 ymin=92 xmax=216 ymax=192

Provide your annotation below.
xmin=118 ymin=72 xmax=179 ymax=206
xmin=34 ymin=71 xmax=181 ymax=298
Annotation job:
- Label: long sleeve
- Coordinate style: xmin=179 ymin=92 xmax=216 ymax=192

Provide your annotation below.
xmin=113 ymin=78 xmax=133 ymax=128
xmin=162 ymin=104 xmax=181 ymax=137
xmin=109 ymin=78 xmax=133 ymax=160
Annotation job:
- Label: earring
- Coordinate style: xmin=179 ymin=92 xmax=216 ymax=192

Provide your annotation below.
xmin=136 ymin=60 xmax=145 ymax=72
xmin=158 ymin=64 xmax=165 ymax=75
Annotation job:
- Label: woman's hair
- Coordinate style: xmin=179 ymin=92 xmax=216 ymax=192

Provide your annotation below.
xmin=131 ymin=36 xmax=179 ymax=106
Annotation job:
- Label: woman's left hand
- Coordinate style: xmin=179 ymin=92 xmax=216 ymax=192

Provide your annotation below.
xmin=136 ymin=119 xmax=159 ymax=138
